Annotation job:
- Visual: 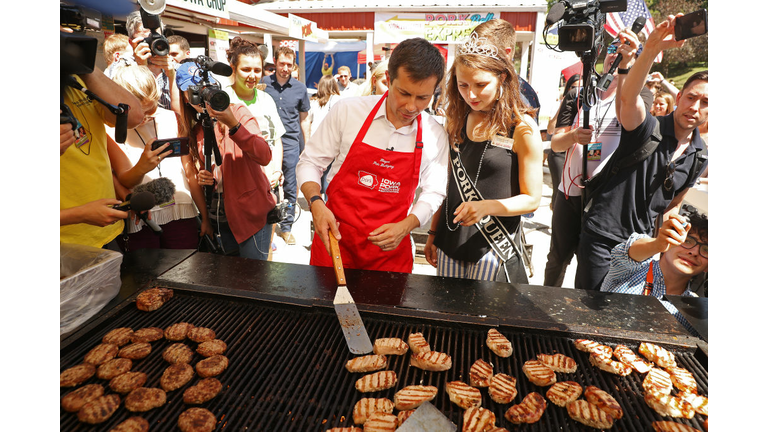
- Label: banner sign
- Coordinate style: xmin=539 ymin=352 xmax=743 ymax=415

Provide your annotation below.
xmin=167 ymin=0 xmax=229 ymax=20
xmin=207 ymin=29 xmax=230 ymax=63
xmin=374 ymin=12 xmax=499 ymax=44
xmin=288 ymin=14 xmax=328 ymax=43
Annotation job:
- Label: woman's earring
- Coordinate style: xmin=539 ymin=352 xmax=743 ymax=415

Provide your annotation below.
xmin=497 ymin=86 xmax=504 ymax=101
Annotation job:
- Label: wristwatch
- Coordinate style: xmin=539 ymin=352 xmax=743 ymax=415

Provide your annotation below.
xmin=228 ymin=122 xmax=241 ymax=136
xmin=309 ymin=195 xmax=324 ymax=209
xmin=617 ymin=67 xmax=631 ymax=75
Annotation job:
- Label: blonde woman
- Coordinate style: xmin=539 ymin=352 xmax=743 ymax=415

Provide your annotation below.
xmin=357 ymin=60 xmax=389 ymax=97
xmin=107 ymin=64 xmax=211 ymax=251
xmin=424 ymin=33 xmax=542 ymax=283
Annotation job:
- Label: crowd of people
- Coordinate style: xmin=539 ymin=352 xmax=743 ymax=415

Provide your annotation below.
xmin=61 ymin=12 xmax=707 ymax=330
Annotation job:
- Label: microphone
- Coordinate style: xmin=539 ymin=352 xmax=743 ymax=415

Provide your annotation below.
xmin=132 ymin=177 xmax=177 ymax=234
xmin=197 ymin=56 xmax=233 ymax=76
xmin=597 ymin=16 xmax=646 ymax=91
xmin=546 ymin=1 xmax=566 ymax=25
xmin=113 ymin=191 xmax=155 ymax=212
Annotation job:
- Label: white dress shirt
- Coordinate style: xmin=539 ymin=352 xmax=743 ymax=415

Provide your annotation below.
xmin=297 ymin=95 xmax=449 ymax=227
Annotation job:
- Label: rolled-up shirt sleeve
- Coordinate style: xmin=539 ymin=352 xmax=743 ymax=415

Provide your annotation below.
xmin=601 ymin=232 xmax=654 ymax=293
xmin=296 ymin=102 xmax=343 ymax=189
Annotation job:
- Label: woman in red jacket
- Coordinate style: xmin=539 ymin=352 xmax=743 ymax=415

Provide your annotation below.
xmin=176 ymin=59 xmax=275 ymax=259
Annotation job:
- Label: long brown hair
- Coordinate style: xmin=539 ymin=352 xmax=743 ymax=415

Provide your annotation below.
xmin=315 ymin=75 xmax=340 ymax=107
xmin=445 ymin=51 xmax=534 ymax=149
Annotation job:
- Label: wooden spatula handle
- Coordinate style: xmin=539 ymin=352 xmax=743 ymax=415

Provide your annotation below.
xmin=328 ymin=235 xmax=346 ymax=285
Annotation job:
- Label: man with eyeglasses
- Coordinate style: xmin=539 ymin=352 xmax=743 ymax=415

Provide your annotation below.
xmin=600 ymin=208 xmax=707 ymax=337
xmin=575 ymin=15 xmax=708 ymax=290
xmin=543 ymin=37 xmax=653 ymax=288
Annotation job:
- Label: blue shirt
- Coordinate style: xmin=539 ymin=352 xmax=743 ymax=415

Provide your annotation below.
xmin=260 ymin=75 xmax=311 ymax=150
xmin=600 ymin=233 xmax=702 ymax=338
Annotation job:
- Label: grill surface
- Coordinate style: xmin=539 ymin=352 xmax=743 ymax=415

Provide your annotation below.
xmin=61 ymin=288 xmax=708 ymax=431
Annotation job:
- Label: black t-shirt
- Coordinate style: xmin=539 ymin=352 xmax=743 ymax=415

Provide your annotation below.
xmin=582 ymin=112 xmax=707 ymax=243
xmin=434 ymin=130 xmax=521 ymax=262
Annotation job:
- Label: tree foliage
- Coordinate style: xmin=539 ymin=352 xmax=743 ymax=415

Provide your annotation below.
xmin=649 ymin=0 xmax=708 ymax=75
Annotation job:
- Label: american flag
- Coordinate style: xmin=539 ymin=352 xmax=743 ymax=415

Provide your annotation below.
xmin=604 ymin=0 xmax=662 ymax=62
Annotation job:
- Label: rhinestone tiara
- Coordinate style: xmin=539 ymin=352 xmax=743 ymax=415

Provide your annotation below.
xmin=457 ymin=32 xmax=500 ymax=60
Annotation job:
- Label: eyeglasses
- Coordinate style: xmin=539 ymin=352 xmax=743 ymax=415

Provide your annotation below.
xmin=663 ymin=160 xmax=676 ymax=191
xmin=681 ymin=236 xmax=708 ymax=258
xmin=338 ymin=74 xmax=350 ymax=78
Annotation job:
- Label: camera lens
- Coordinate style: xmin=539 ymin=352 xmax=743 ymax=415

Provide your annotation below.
xmin=202 ymin=87 xmax=230 ymax=112
xmin=151 ymin=37 xmax=170 ymax=56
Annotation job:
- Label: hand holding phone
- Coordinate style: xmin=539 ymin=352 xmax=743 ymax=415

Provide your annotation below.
xmin=151 ymin=137 xmax=190 ymax=158
xmin=674 ymin=9 xmax=708 ymax=41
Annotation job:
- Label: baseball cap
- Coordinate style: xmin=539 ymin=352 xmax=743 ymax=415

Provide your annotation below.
xmin=176 ymin=60 xmax=203 ymax=91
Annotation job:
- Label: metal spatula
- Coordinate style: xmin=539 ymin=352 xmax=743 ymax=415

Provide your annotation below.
xmin=329 ymin=235 xmax=373 ymax=354
xmin=396 ymin=402 xmax=456 ymax=431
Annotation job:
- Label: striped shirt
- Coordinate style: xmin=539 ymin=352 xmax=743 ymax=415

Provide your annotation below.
xmin=600 ymin=233 xmax=702 ymax=338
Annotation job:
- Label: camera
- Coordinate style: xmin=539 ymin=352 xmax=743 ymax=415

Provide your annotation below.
xmin=185 ymin=56 xmax=232 ymax=112
xmin=140 ymin=8 xmax=169 ymax=56
xmin=545 ymin=0 xmax=627 ymax=53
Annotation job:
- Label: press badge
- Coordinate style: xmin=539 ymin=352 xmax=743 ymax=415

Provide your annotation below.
xmin=586 ymin=142 xmax=602 ymax=161
xmin=491 ymin=135 xmax=515 ymax=150
xmin=73 ymin=118 xmax=90 ymax=150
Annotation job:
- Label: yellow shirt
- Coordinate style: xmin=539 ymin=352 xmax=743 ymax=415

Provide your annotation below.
xmin=60 ymin=76 xmax=124 ymax=248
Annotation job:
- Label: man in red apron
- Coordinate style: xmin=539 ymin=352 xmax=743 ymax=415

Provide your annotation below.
xmin=297 ymin=38 xmax=450 ymax=273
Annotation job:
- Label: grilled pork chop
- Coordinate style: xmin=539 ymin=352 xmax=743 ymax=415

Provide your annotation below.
xmin=118 ymin=342 xmax=152 ymax=360
xmin=462 ymin=406 xmax=496 ymax=432
xmin=486 ymin=329 xmax=513 ymax=357
xmin=504 ymin=392 xmax=547 ymax=424
xmin=373 ymin=338 xmax=408 ymax=355
xmin=643 ymin=367 xmax=674 ymax=395
xmin=584 ymin=385 xmax=623 ymax=420
xmin=177 ymin=407 xmax=216 ymax=432
xmin=163 ymin=343 xmax=194 ymax=364
xmin=183 ymin=378 xmax=223 ymax=404
xmin=522 ymin=360 xmax=556 ymax=387
xmin=187 ymin=327 xmax=216 ymax=343
xmin=84 ymin=343 xmax=119 ymax=366
xmin=327 ymin=428 xmax=362 ymax=432
xmin=165 ymin=322 xmax=193 ymax=341
xmin=363 ymin=412 xmax=397 ymax=432
xmin=97 ymin=358 xmax=133 ymax=380
xmin=445 ymin=381 xmax=482 ymax=409
xmin=397 ymin=410 xmax=414 ymax=426
xmin=410 ymin=351 xmax=452 ymax=371
xmin=77 ymin=394 xmax=121 ymax=424
xmin=102 ymin=327 xmax=134 ymax=346
xmin=407 ymin=333 xmax=431 ymax=354
xmin=589 ymin=351 xmax=633 ymax=376
xmin=60 ymin=363 xmax=96 ymax=387
xmin=574 ymin=339 xmax=613 ymax=358
xmin=346 ymin=355 xmax=388 ymax=373
xmin=537 ymin=353 xmax=577 ymax=373
xmin=109 ymin=416 xmax=149 ymax=432
xmin=109 ymin=371 xmax=147 ymax=394
xmin=124 ymin=387 xmax=167 ymax=412
xmin=566 ymin=399 xmax=615 ymax=429
xmin=469 ymin=359 xmax=493 ymax=387
xmin=639 ymin=342 xmax=677 ymax=368
xmin=160 ymin=363 xmax=195 ymax=392
xmin=666 ymin=366 xmax=698 ymax=394
xmin=652 ymin=421 xmax=703 ymax=432
xmin=644 ymin=390 xmax=695 ymax=419
xmin=130 ymin=327 xmax=164 ymax=343
xmin=613 ymin=344 xmax=653 ymax=373
xmin=195 ymin=355 xmax=228 ymax=378
xmin=546 ymin=381 xmax=583 ymax=407
xmin=197 ymin=339 xmax=227 ymax=357
xmin=488 ymin=373 xmax=518 ymax=404
xmin=136 ymin=287 xmax=173 ymax=312
xmin=61 ymin=383 xmax=104 ymax=413
xmin=393 ymin=385 xmax=438 ymax=411
xmin=355 ymin=371 xmax=397 ymax=393
xmin=678 ymin=391 xmax=708 ymax=416
xmin=352 ymin=398 xmax=394 ymax=425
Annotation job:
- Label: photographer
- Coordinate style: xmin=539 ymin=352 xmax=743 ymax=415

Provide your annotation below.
xmin=176 ymin=59 xmax=275 ymax=260
xmin=575 ymin=15 xmax=708 ymax=290
xmin=107 ymin=64 xmax=212 ymax=251
xmin=126 ymin=10 xmax=174 ymax=111
xmin=60 ymin=66 xmax=145 ymax=249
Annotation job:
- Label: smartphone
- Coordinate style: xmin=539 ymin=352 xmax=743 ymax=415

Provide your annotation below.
xmin=151 ymin=137 xmax=189 ymax=157
xmin=674 ymin=9 xmax=708 ymax=41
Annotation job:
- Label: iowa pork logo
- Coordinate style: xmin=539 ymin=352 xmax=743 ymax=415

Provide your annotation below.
xmin=358 ymin=171 xmax=378 ymax=190
xmin=378 ymin=178 xmax=400 ymax=194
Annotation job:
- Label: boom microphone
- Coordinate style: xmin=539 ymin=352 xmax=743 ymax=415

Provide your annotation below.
xmin=112 ymin=191 xmax=155 ymax=212
xmin=546 ymin=1 xmax=566 ymax=25
xmin=132 ymin=177 xmax=176 ymax=234
xmin=197 ymin=56 xmax=233 ymax=76
xmin=597 ymin=16 xmax=646 ymax=91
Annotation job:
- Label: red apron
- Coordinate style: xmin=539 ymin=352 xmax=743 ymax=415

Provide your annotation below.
xmin=310 ymin=92 xmax=423 ymax=273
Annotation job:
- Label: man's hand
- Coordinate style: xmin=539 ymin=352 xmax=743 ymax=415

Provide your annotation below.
xmin=60 ymin=118 xmax=76 ymax=155
xmin=645 ymin=14 xmax=686 ymax=54
xmin=571 ymin=126 xmax=594 ymax=146
xmin=616 ymin=28 xmax=640 ymax=69
xmin=424 ymin=235 xmax=438 ymax=268
xmin=368 ymin=215 xmax=419 ymax=252
xmin=311 ymin=200 xmax=341 ymax=255
xmin=654 ymin=213 xmax=691 ymax=254
xmin=136 ymin=139 xmax=173 ymax=174
xmin=131 ymin=36 xmax=151 ymax=66
xmin=61 ymin=199 xmax=129 ymax=227
xmin=149 ymin=54 xmax=175 ymax=77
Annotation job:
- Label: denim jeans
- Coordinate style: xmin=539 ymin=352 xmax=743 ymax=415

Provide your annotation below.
xmin=237 ymin=224 xmax=273 ymax=261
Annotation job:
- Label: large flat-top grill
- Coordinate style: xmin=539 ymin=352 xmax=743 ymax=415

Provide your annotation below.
xmin=61 ymin=287 xmax=707 ymax=431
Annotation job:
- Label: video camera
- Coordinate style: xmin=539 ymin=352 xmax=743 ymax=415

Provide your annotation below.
xmin=544 ymin=0 xmax=627 ymax=53
xmin=184 ymin=56 xmax=232 ymax=112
